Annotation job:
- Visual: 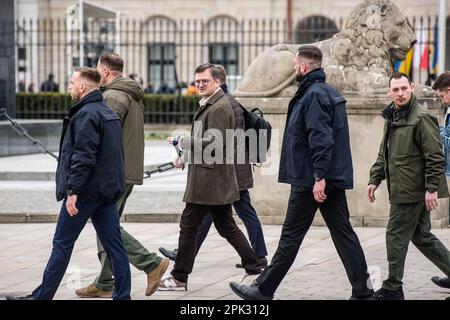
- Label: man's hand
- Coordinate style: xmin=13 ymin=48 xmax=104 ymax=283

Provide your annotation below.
xmin=66 ymin=195 xmax=79 ymax=216
xmin=367 ymin=184 xmax=378 ymax=203
xmin=172 ymin=157 xmax=185 ymax=169
xmin=167 ymin=135 xmax=182 ymax=146
xmin=313 ymin=179 xmax=327 ymax=203
xmin=425 ymin=191 xmax=439 ymax=211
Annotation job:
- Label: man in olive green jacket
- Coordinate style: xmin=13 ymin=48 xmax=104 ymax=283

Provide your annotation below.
xmin=75 ymin=53 xmax=168 ymax=298
xmin=368 ymin=72 xmax=450 ymax=300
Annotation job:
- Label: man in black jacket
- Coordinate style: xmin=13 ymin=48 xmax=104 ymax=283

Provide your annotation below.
xmin=229 ymin=45 xmax=374 ymax=300
xmin=6 ymin=67 xmax=131 ymax=300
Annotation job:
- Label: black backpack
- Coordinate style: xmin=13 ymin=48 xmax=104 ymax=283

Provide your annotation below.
xmin=240 ymin=104 xmax=272 ymax=163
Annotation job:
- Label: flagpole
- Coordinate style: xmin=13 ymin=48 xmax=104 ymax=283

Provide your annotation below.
xmin=438 ymin=0 xmax=446 ymax=73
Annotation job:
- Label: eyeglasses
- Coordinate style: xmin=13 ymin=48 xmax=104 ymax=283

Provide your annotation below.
xmin=194 ymin=79 xmax=212 ymax=86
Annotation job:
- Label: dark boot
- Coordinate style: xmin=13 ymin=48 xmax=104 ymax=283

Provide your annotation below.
xmin=158 ymin=247 xmax=177 ymax=261
xmin=229 ymin=281 xmax=273 ymax=300
xmin=431 ymin=276 xmax=450 ymax=289
xmin=236 ymin=256 xmax=268 ymax=269
xmin=373 ymin=287 xmax=404 ymax=300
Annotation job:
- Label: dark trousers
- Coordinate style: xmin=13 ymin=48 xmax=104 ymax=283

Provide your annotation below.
xmin=94 ymin=184 xmax=161 ymax=291
xmin=256 ymin=187 xmax=373 ymax=298
xmin=32 ymin=201 xmax=131 ymax=300
xmin=195 ymin=190 xmax=268 ymax=258
xmin=171 ymin=202 xmax=260 ymax=283
xmin=383 ymin=201 xmax=450 ymax=291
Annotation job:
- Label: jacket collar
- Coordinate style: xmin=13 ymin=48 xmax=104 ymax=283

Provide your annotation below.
xmin=194 ymin=88 xmax=224 ymax=120
xmin=68 ymin=90 xmax=103 ymax=118
xmin=293 ymin=68 xmax=326 ymax=98
xmin=220 ymin=83 xmax=229 ymax=94
xmin=100 ymin=76 xmax=122 ymax=91
xmin=382 ymin=95 xmax=417 ymax=126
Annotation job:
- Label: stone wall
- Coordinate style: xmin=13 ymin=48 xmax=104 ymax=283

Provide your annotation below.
xmin=238 ymin=96 xmax=450 ymax=228
xmin=0 ymin=120 xmax=61 ymax=157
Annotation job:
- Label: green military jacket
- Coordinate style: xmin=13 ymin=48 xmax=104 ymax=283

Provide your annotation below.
xmin=369 ymin=95 xmax=449 ymax=204
xmin=101 ymin=77 xmax=145 ymax=185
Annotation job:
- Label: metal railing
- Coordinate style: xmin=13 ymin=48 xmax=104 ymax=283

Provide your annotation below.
xmin=4 ymin=15 xmax=447 ymax=123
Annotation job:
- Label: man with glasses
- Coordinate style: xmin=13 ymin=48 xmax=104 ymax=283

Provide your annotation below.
xmin=157 ymin=63 xmax=261 ymax=291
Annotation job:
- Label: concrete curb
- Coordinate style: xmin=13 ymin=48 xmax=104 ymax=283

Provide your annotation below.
xmin=0 ymin=212 xmax=182 ymax=224
xmin=0 ymin=163 xmax=169 ymax=181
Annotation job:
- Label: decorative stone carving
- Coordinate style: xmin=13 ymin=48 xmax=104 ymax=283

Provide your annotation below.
xmin=235 ymin=0 xmax=432 ymax=98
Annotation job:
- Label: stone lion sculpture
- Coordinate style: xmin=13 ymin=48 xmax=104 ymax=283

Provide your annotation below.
xmin=235 ymin=0 xmax=428 ymax=98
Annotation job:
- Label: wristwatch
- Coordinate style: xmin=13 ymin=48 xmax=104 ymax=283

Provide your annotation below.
xmin=67 ymin=189 xmax=77 ymax=196
xmin=313 ymin=173 xmax=322 ymax=182
xmin=427 ymin=186 xmax=437 ymax=193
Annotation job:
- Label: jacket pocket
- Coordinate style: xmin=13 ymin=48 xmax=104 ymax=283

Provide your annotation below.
xmin=393 ymin=155 xmax=424 ymax=198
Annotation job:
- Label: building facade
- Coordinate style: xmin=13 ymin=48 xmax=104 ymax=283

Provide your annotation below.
xmin=13 ymin=0 xmax=450 ymax=94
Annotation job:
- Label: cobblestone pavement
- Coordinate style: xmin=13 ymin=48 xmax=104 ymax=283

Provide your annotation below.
xmin=0 ymin=222 xmax=449 ymax=300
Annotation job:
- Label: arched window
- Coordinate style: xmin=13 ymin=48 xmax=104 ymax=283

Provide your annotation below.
xmin=145 ymin=15 xmax=177 ymax=92
xmin=206 ymin=15 xmax=240 ymax=91
xmin=295 ymin=15 xmax=339 ymax=44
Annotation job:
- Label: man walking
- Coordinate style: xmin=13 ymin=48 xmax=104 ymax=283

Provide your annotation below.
xmin=158 ymin=63 xmax=261 ymax=290
xmin=368 ymin=72 xmax=450 ymax=300
xmin=430 ymin=72 xmax=450 ymax=291
xmin=229 ymin=45 xmax=374 ymax=300
xmin=7 ymin=67 xmax=131 ymax=300
xmin=75 ymin=53 xmax=168 ymax=299
xmin=158 ymin=64 xmax=268 ymax=268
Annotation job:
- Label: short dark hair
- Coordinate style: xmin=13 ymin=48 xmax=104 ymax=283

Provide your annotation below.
xmin=389 ymin=72 xmax=411 ymax=87
xmin=75 ymin=67 xmax=101 ymax=84
xmin=297 ymin=45 xmax=323 ymax=67
xmin=98 ymin=53 xmax=124 ymax=72
xmin=214 ymin=64 xmax=227 ymax=84
xmin=432 ymin=72 xmax=450 ymax=91
xmin=194 ymin=63 xmax=220 ymax=79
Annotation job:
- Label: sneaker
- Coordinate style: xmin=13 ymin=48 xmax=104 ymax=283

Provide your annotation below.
xmin=75 ymin=284 xmax=112 ymax=298
xmin=158 ymin=274 xmax=187 ymax=291
xmin=145 ymin=258 xmax=170 ymax=296
xmin=236 ymin=257 xmax=268 ymax=269
xmin=373 ymin=287 xmax=404 ymax=300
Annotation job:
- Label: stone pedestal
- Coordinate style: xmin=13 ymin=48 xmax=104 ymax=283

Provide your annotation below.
xmin=0 ymin=120 xmax=61 ymax=157
xmin=238 ymin=96 xmax=449 ymax=228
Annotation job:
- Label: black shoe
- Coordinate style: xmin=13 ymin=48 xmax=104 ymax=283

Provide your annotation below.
xmin=159 ymin=247 xmax=177 ymax=261
xmin=236 ymin=257 xmax=268 ymax=269
xmin=229 ymin=281 xmax=273 ymax=300
xmin=373 ymin=287 xmax=404 ymax=300
xmin=349 ymin=291 xmax=375 ymax=300
xmin=431 ymin=276 xmax=450 ymax=289
xmin=6 ymin=294 xmax=34 ymax=300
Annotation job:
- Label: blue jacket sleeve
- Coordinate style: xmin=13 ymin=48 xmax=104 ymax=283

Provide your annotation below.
xmin=67 ymin=111 xmax=100 ymax=193
xmin=304 ymin=92 xmax=334 ymax=179
xmin=440 ymin=125 xmax=450 ymax=149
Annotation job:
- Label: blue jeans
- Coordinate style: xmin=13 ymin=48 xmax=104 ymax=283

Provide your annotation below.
xmin=32 ymin=201 xmax=131 ymax=300
xmin=196 ymin=189 xmax=268 ymax=258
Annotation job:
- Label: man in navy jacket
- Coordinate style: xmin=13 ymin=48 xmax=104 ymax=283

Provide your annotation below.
xmin=230 ymin=45 xmax=374 ymax=300
xmin=7 ymin=67 xmax=131 ymax=300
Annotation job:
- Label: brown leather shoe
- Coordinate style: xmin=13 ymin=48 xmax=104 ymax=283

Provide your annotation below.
xmin=145 ymin=258 xmax=170 ymax=296
xmin=75 ymin=284 xmax=112 ymax=298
